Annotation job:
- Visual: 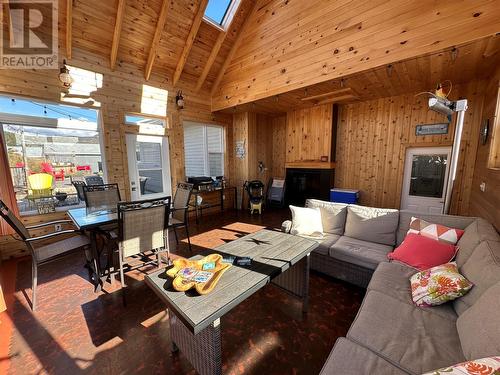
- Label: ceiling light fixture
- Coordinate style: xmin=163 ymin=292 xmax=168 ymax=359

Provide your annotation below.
xmin=176 ymin=90 xmax=185 ymax=109
xmin=58 ymin=60 xmax=73 ymax=88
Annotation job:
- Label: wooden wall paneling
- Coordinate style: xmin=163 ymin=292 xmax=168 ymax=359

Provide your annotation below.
xmin=232 ymin=112 xmax=250 ymax=208
xmin=0 ymin=47 xmax=231 ymax=260
xmin=469 ymin=69 xmax=499 ymax=229
xmin=285 ymin=104 xmax=333 ymax=163
xmin=271 ymin=115 xmax=286 ymax=178
xmin=334 ymin=83 xmax=485 ymax=214
xmin=450 ymin=80 xmax=486 ymax=215
xmin=66 ymin=0 xmax=73 ymax=59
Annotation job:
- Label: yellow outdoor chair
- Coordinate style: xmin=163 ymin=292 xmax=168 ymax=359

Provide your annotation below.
xmin=27 ymin=173 xmax=53 ymax=200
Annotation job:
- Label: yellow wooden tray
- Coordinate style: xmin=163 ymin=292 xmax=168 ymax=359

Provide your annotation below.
xmin=166 ymin=254 xmax=231 ymax=295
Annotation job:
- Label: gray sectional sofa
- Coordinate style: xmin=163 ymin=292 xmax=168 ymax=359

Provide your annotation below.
xmin=282 ymin=199 xmax=500 ymax=374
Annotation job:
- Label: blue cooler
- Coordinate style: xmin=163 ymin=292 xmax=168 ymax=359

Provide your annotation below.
xmin=330 ymin=188 xmax=359 ymax=204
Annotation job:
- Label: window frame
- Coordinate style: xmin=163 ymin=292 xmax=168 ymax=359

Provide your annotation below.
xmin=487 ymin=84 xmax=500 ymax=170
xmin=124 ymin=112 xmax=168 ymax=136
xmin=203 ymin=0 xmax=241 ymax=31
xmin=183 ymin=122 xmax=225 ymax=177
xmin=0 ymin=96 xmax=106 ymax=216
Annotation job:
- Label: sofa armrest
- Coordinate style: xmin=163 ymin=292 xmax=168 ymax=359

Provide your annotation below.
xmin=281 ymin=220 xmax=292 ymax=233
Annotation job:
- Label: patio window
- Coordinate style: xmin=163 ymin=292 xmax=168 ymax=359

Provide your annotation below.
xmin=0 ymin=96 xmax=103 ymax=215
xmin=184 ymin=122 xmax=224 ymax=177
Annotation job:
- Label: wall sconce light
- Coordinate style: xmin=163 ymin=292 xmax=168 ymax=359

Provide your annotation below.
xmin=58 ymin=60 xmax=73 ymax=88
xmin=176 ymin=90 xmax=185 ymax=109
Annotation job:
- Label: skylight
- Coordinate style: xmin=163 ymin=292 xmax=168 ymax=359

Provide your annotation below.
xmin=204 ymin=0 xmax=233 ymax=26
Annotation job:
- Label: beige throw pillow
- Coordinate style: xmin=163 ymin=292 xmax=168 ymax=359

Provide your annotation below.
xmin=289 ymin=205 xmax=324 ymax=238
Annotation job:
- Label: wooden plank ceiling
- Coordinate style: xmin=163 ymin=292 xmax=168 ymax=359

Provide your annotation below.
xmin=49 ymin=0 xmax=499 ymax=113
xmin=67 ymin=0 xmax=253 ymax=92
xmin=222 ymin=35 xmax=500 ymax=115
xmin=211 ymin=0 xmax=500 ymax=111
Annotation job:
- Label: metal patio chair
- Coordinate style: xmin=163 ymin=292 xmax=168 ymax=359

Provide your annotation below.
xmin=116 ymin=196 xmax=171 ymax=287
xmin=169 ymin=182 xmax=194 ymax=252
xmin=0 ymin=200 xmax=91 ymax=311
xmin=83 ymin=183 xmax=121 ymax=275
xmin=84 ymin=175 xmax=104 ymax=186
xmin=71 ymin=179 xmax=87 ymax=202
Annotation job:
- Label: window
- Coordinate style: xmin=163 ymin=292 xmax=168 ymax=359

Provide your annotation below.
xmin=184 ymin=122 xmax=224 ymax=177
xmin=204 ymin=0 xmax=238 ymax=28
xmin=0 ymin=96 xmax=103 ymax=215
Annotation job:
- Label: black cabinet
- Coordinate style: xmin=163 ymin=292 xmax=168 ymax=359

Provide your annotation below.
xmin=285 ymin=168 xmax=334 ymax=206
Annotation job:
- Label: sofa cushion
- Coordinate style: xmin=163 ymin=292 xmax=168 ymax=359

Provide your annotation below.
xmin=368 ymin=262 xmax=458 ymax=321
xmin=347 ymin=290 xmax=466 ymax=374
xmin=422 ymin=357 xmax=500 ymax=375
xmin=310 ymin=234 xmax=340 ymax=256
xmin=345 ymin=205 xmax=399 ymax=246
xmin=457 ymin=281 xmax=500 ymax=360
xmin=329 ymin=236 xmax=391 ymax=270
xmin=453 ymin=240 xmax=500 ymax=315
xmin=408 ymin=216 xmax=464 ymax=245
xmin=289 ymin=205 xmax=323 ymax=237
xmin=388 ymin=233 xmax=457 ymax=271
xmin=397 ymin=211 xmax=475 ymax=246
xmin=456 ymin=218 xmax=500 ymax=267
xmin=320 ymin=338 xmax=409 ymax=375
xmin=305 ymin=199 xmax=348 ymax=235
xmin=410 ymin=262 xmax=473 ymax=307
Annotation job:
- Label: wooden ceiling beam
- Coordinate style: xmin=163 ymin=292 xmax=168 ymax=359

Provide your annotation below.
xmin=66 ymin=0 xmax=72 ymax=59
xmin=195 ymin=30 xmax=227 ymax=92
xmin=210 ymin=1 xmax=258 ymax=96
xmin=172 ymin=0 xmax=209 ymax=87
xmin=110 ymin=0 xmax=126 ymax=70
xmin=144 ymin=0 xmax=169 ymax=81
xmin=195 ymin=0 xmax=244 ymax=92
xmin=300 ymin=87 xmax=354 ymax=101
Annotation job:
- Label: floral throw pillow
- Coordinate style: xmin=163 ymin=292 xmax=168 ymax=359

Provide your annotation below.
xmin=410 ymin=262 xmax=473 ymax=307
xmin=408 ymin=216 xmax=465 ymax=245
xmin=422 ymin=356 xmax=500 ymax=374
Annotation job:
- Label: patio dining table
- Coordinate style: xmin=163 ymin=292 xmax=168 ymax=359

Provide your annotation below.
xmin=67 ymin=207 xmax=117 ymax=291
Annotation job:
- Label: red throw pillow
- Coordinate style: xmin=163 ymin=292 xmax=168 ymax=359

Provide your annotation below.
xmin=388 ymin=233 xmax=458 ymax=270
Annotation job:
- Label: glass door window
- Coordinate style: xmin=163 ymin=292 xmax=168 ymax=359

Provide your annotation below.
xmin=126 ymin=134 xmax=171 ymax=201
xmin=136 ymin=140 xmax=164 ymax=196
xmin=409 ymin=154 xmax=448 ymax=198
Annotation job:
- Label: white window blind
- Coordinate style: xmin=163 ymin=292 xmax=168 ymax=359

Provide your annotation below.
xmin=184 ymin=123 xmax=224 ymax=177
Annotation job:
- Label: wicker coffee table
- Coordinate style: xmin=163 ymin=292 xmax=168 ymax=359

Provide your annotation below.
xmin=145 ymin=229 xmax=318 ymax=375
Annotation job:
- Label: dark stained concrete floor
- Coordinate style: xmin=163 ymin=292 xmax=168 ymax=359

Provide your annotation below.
xmin=2 ymin=209 xmax=364 ymax=374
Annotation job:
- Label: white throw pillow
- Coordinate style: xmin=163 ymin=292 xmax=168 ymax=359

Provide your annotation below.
xmin=289 ymin=205 xmax=324 ymax=238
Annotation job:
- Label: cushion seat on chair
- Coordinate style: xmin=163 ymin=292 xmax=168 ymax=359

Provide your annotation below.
xmin=35 ymin=234 xmax=90 ymax=262
xmin=320 ymin=338 xmax=408 ymax=375
xmin=347 ymin=290 xmax=466 ymax=374
xmin=328 ymin=236 xmax=392 ymax=270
